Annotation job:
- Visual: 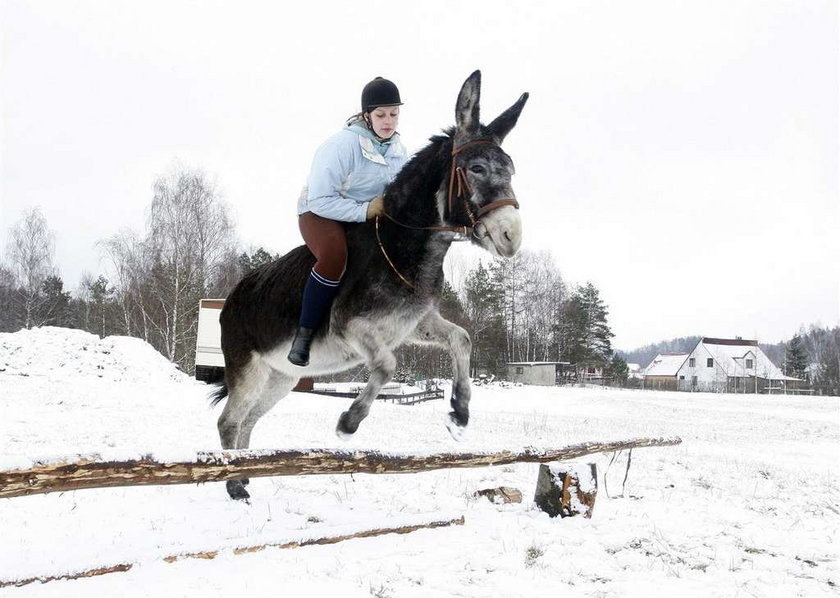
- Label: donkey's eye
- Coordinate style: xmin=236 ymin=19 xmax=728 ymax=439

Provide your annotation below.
xmin=469 ymin=165 xmax=486 ymax=175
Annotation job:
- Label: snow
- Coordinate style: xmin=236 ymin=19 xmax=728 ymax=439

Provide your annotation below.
xmin=1 ymin=327 xmax=838 ymax=596
xmin=0 ymin=327 xmax=187 ymax=384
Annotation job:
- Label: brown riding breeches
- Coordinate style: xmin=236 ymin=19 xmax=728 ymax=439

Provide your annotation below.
xmin=298 ymin=211 xmax=348 ymax=281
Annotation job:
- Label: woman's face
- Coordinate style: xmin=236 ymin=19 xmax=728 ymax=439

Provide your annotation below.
xmin=368 ymin=106 xmax=400 ymax=139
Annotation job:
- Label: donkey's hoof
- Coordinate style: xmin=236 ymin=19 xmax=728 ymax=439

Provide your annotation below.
xmin=335 ymin=411 xmax=359 ymax=441
xmin=226 ymin=480 xmax=251 ymax=501
xmin=445 ymin=412 xmax=468 ymax=442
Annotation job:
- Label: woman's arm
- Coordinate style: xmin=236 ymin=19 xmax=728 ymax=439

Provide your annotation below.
xmin=305 ymin=137 xmax=369 ymax=223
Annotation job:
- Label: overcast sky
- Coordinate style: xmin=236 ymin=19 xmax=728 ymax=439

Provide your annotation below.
xmin=1 ymin=0 xmax=838 ymax=350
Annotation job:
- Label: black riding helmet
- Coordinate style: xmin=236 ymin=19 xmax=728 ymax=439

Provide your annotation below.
xmin=361 ymin=77 xmax=403 ymax=112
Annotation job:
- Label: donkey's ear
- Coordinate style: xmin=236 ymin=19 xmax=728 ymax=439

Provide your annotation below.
xmin=455 ymin=70 xmax=482 ymax=143
xmin=486 ymin=92 xmax=529 ymax=144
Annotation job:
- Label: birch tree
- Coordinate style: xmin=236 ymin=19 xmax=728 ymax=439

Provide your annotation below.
xmin=144 ymin=166 xmax=235 ymax=369
xmin=6 ymin=208 xmax=56 ymax=329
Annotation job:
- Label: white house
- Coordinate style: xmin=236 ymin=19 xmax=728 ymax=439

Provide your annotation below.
xmin=675 ymin=337 xmax=800 ymax=393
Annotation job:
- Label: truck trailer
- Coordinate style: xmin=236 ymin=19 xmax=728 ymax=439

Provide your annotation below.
xmin=195 ymin=298 xmax=225 ymax=382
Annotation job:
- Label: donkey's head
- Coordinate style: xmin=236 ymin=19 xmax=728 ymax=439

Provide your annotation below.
xmin=444 ymin=70 xmax=528 ymax=257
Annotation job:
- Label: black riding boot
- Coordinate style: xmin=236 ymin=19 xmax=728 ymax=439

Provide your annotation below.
xmin=289 ymin=268 xmax=341 ymax=367
xmin=288 ymin=327 xmax=316 ymax=367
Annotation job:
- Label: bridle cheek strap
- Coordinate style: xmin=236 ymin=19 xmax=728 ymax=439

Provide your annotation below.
xmin=448 ymin=140 xmax=519 ymax=229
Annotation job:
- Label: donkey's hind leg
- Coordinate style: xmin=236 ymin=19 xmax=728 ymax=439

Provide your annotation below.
xmin=217 ymin=354 xmax=272 ymax=500
xmin=409 ymin=310 xmax=472 ymax=440
xmin=237 ymin=369 xmax=296 ymax=449
xmin=336 ymin=331 xmax=397 ymax=438
xmin=224 ymin=369 xmax=297 ymax=500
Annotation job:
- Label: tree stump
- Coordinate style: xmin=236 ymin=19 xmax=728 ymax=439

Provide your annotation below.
xmin=534 ymin=463 xmax=597 ymax=518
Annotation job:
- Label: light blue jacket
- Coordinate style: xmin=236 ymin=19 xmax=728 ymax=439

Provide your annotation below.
xmin=297 ymin=122 xmax=409 ymax=222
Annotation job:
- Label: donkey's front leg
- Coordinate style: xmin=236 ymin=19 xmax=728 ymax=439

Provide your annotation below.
xmin=410 ymin=311 xmax=472 ymax=440
xmin=336 ymin=342 xmax=397 ymax=439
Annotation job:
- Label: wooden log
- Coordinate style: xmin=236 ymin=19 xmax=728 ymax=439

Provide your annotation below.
xmin=473 ymin=486 xmax=523 ymax=504
xmin=0 ymin=515 xmax=465 ymax=588
xmin=0 ymin=437 xmax=681 ymax=500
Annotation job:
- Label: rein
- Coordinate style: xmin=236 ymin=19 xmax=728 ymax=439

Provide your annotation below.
xmin=375 ymin=138 xmax=520 ymax=290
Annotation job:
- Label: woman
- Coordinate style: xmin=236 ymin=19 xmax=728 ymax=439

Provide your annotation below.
xmin=288 ymin=76 xmax=409 ymax=366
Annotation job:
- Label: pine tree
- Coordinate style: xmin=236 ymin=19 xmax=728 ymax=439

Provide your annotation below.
xmin=557 ymin=282 xmax=615 ymax=381
xmin=607 ymin=354 xmax=630 ymax=386
xmin=238 ymin=247 xmax=278 ymax=273
xmin=87 ymin=275 xmax=115 ymax=337
xmin=576 ymin=282 xmax=614 ymax=364
xmin=785 ymin=334 xmax=809 ymax=380
xmin=464 ymin=262 xmax=506 ymax=375
xmin=558 ymin=292 xmax=587 ymax=364
xmin=37 ymin=275 xmax=72 ymax=327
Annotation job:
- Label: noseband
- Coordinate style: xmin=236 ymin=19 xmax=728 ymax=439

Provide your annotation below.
xmin=375 ymin=138 xmax=520 ymax=290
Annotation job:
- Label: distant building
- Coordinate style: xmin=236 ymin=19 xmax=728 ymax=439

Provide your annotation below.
xmin=642 ymin=337 xmax=803 ymax=393
xmin=506 ymin=362 xmax=569 ymax=386
xmin=677 ymin=337 xmax=801 ymax=393
xmin=643 ymin=353 xmax=688 ymax=391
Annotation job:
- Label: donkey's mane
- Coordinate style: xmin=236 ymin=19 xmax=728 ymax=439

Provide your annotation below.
xmin=383 ymin=130 xmax=454 ymax=227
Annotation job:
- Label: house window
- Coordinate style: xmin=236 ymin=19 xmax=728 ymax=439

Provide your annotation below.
xmin=689 ymin=358 xmax=695 ymax=368
xmin=746 ymin=359 xmax=753 ymax=369
xmin=691 ymin=376 xmax=697 ymax=386
xmin=679 ymin=375 xmax=685 ymax=380
xmin=515 ymin=367 xmax=523 ymax=375
xmin=707 ymin=358 xmax=714 ymax=368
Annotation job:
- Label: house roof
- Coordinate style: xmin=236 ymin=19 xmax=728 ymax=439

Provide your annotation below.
xmin=698 ymin=339 xmax=798 ymax=381
xmin=644 ymin=354 xmax=688 ymax=376
xmin=506 ymin=361 xmax=568 ymax=366
xmin=703 ymin=337 xmax=758 ymax=347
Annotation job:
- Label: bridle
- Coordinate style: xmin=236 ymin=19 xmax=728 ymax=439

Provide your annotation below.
xmin=375 ymin=138 xmax=520 ymax=290
xmin=445 ymin=139 xmax=520 ymax=231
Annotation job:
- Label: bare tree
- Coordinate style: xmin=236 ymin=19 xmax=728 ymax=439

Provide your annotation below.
xmin=144 ymin=167 xmax=235 ymax=366
xmin=99 ymin=229 xmax=157 ymax=339
xmin=6 ymin=208 xmax=56 ymax=329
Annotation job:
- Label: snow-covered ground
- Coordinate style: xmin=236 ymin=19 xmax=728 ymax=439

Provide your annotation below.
xmin=1 ymin=327 xmax=837 ymax=597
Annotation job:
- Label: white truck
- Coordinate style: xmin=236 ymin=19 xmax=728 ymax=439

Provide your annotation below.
xmin=194 ymin=298 xmax=225 ymax=382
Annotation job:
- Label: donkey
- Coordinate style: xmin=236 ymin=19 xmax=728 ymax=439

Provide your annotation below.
xmin=212 ymin=71 xmax=528 ymax=500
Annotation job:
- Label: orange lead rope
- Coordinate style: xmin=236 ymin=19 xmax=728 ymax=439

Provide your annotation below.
xmin=375 ymin=215 xmax=417 ymax=291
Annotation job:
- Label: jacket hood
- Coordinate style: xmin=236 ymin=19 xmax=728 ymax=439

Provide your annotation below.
xmin=346 ymin=120 xmax=399 ymax=147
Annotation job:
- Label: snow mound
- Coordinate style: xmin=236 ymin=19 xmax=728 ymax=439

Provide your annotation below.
xmin=0 ymin=327 xmax=189 ymax=384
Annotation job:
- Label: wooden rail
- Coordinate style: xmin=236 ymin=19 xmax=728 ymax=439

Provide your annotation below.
xmin=304 ymin=387 xmax=445 ymax=404
xmin=0 ymin=437 xmax=681 ymax=500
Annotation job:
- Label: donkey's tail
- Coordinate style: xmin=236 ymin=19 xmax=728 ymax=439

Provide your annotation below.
xmin=209 ymin=382 xmax=229 ymax=407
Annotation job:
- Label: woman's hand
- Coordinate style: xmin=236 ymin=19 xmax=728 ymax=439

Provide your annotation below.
xmin=366 ymin=196 xmax=385 ymax=219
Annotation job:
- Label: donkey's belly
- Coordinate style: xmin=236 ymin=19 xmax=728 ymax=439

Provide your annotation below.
xmin=260 ymin=307 xmax=430 ymax=377
xmin=260 ymin=335 xmax=364 ymax=377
